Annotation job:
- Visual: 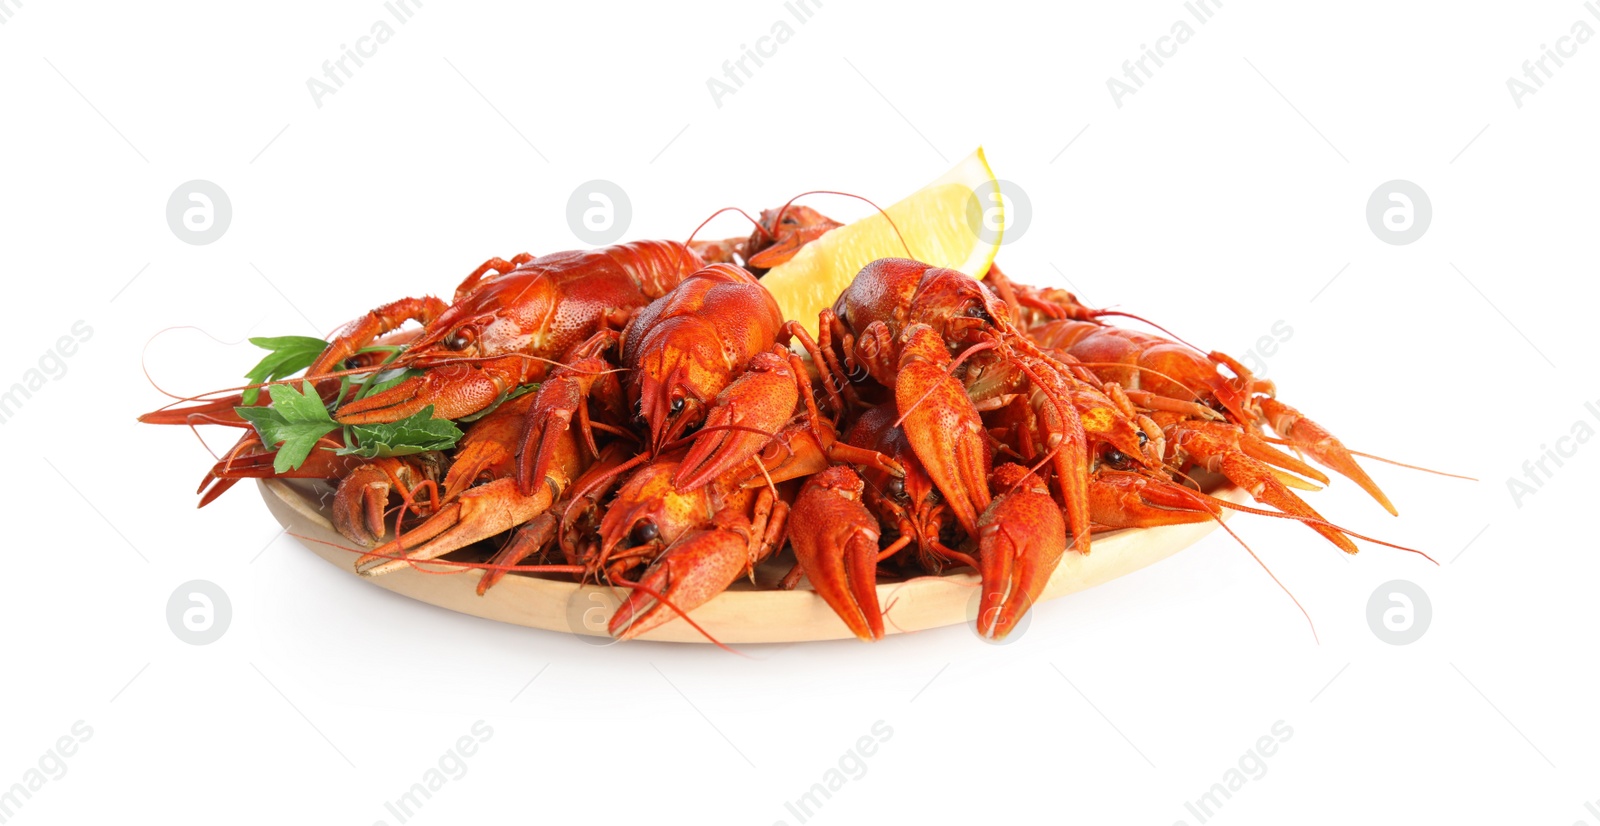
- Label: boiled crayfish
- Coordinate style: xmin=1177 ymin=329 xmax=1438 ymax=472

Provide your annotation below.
xmin=142 ymin=202 xmax=1430 ymax=644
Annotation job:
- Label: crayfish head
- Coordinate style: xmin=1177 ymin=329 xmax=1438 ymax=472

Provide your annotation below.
xmin=847 ymin=402 xmax=946 ymax=555
xmin=387 ymin=316 xmax=479 ymax=369
xmin=596 ymin=457 xmax=708 ymax=564
xmin=1070 ymin=386 xmax=1162 ymax=474
xmin=876 ymin=436 xmax=944 ymax=544
xmin=400 ymin=311 xmax=533 ymax=374
xmin=834 ymin=258 xmax=934 ymax=337
xmin=404 ymin=270 xmax=556 ymax=367
xmin=745 ymin=205 xmax=842 ymax=270
xmin=910 ymin=267 xmax=1014 ymax=348
xmin=902 ymin=477 xmax=953 ymax=567
xmin=633 ymin=357 xmax=713 ymax=456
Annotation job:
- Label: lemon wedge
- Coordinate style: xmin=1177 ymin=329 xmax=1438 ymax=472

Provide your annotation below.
xmin=759 ymin=147 xmax=1002 ymax=337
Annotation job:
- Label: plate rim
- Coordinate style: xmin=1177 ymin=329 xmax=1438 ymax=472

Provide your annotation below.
xmin=260 ymin=478 xmax=1243 ymax=644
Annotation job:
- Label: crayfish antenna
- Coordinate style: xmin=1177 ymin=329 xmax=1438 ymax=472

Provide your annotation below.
xmin=1195 ymin=492 xmax=1437 ymax=565
xmin=1209 ymin=508 xmax=1319 ymax=644
xmin=1087 ymin=308 xmax=1210 ymax=355
xmin=683 ymin=206 xmax=774 ymax=247
xmin=1343 ymin=449 xmax=1477 ymax=481
xmin=763 ymin=190 xmax=912 ymax=260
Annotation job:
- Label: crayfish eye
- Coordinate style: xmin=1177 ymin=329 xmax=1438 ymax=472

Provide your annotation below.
xmin=669 ymin=398 xmax=685 ymax=415
xmin=631 ymin=522 xmax=659 ymax=545
xmin=1137 ymin=431 xmax=1149 ymax=447
xmin=887 ymin=477 xmax=906 ymax=500
xmin=445 ymin=329 xmax=474 ymax=351
xmin=1103 ymin=448 xmax=1132 ymax=470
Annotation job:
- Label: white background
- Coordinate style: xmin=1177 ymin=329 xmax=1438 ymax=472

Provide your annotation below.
xmin=2 ymin=1 xmax=1596 ymax=824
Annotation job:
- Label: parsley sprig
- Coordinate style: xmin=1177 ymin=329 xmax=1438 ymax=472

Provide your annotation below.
xmin=234 ymin=383 xmax=341 ymax=474
xmin=234 ymin=337 xmax=468 ymax=472
xmin=240 ymin=336 xmax=326 ymax=405
xmin=337 ymin=407 xmax=462 ymax=459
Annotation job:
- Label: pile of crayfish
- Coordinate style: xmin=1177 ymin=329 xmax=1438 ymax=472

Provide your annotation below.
xmin=142 ymin=205 xmax=1414 ymax=642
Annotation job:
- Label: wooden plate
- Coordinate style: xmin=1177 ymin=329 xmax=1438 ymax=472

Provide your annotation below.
xmin=261 ymin=478 xmax=1244 ymax=643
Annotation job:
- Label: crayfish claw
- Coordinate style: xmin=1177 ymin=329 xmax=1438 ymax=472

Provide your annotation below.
xmin=477 ymin=513 xmax=559 ymax=595
xmin=336 ymin=359 xmax=519 ymax=425
xmin=331 ymin=464 xmax=398 ymax=548
xmin=357 ymin=478 xmax=559 ymax=576
xmin=608 ymin=511 xmax=753 ymax=640
xmin=1258 ymin=398 xmax=1396 ymax=516
xmin=893 ymin=324 xmax=992 ymax=540
xmin=788 ymin=466 xmax=887 ymax=641
xmin=976 ymin=465 xmax=1067 ymax=641
xmin=1086 ymin=471 xmax=1219 ymax=529
xmin=673 ymin=349 xmax=799 ymax=492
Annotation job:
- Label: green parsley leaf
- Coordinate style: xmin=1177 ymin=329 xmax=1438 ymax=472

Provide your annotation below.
xmin=234 ymin=383 xmax=339 ymax=474
xmin=337 ymin=405 xmax=463 ymax=459
xmin=242 ymin=336 xmax=329 ymax=405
